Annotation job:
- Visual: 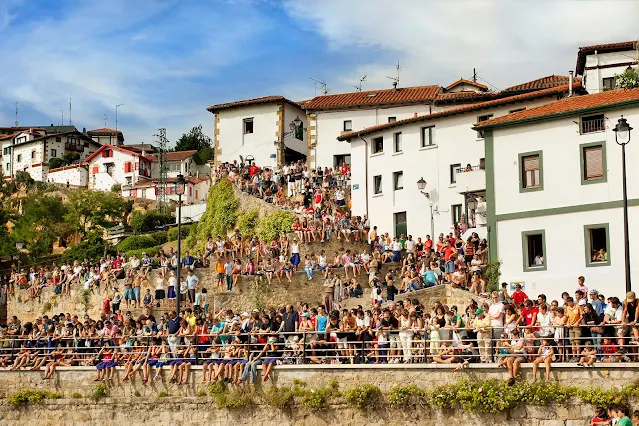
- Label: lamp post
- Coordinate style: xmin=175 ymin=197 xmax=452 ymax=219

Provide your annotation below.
xmin=277 ymin=116 xmax=303 ymax=168
xmin=613 ymin=116 xmax=633 ymax=293
xmin=467 ymin=196 xmax=478 ymax=229
xmin=14 ymin=239 xmax=24 ymax=275
xmin=417 ymin=177 xmax=435 ymax=238
xmin=174 ymin=174 xmax=186 ymax=317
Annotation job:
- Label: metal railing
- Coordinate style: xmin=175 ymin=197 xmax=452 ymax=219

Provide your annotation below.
xmin=580 ymin=118 xmax=605 ymax=134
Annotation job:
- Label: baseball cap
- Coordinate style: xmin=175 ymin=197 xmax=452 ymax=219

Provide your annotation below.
xmin=475 ymin=308 xmax=484 ymax=315
xmin=589 ymin=289 xmax=599 ymax=295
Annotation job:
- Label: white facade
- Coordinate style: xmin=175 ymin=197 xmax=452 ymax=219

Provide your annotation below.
xmin=47 ymin=164 xmax=89 ymax=187
xmin=214 ymin=101 xmax=307 ymax=168
xmin=581 ymin=48 xmax=638 ymax=93
xmin=347 ymin=95 xmax=557 ymax=240
xmin=86 ymin=145 xmax=152 ymax=192
xmin=122 ymin=177 xmax=209 ymax=205
xmin=488 ymin=104 xmax=639 ymax=301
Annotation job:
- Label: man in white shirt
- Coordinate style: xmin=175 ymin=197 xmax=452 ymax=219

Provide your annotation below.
xmin=488 ymin=291 xmax=505 ymax=342
xmin=405 ymin=235 xmax=416 ymax=256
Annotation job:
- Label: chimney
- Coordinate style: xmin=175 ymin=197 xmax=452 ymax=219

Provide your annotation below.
xmin=569 ymin=71 xmax=574 ymax=97
xmin=196 ymin=170 xmax=200 ymax=179
xmin=413 ymin=112 xmax=418 ymax=118
xmin=392 ymin=81 xmax=398 ymax=91
xmin=82 ymin=127 xmax=86 ymax=134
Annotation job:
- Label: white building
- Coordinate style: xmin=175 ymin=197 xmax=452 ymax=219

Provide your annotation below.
xmin=145 ymin=150 xmax=210 ymax=179
xmin=87 ymin=128 xmax=124 ymax=146
xmin=85 ymin=144 xmax=153 ymax=191
xmin=338 ymin=77 xmax=579 ymax=240
xmin=46 ymin=164 xmax=89 ymax=188
xmin=0 ymin=126 xmax=100 ymax=181
xmin=122 ymin=176 xmax=210 ymax=205
xmin=576 ymin=40 xmax=638 ymax=93
xmin=476 ymin=87 xmax=639 ymax=301
xmin=207 ymin=96 xmax=308 ymax=169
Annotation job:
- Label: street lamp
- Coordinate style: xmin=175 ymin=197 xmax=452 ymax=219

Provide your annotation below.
xmin=14 ymin=239 xmax=24 ymax=278
xmin=416 ymin=177 xmax=434 ymax=238
xmin=277 ymin=117 xmax=303 ymax=168
xmin=613 ymin=116 xmax=633 ymax=292
xmin=174 ymin=174 xmax=186 ymax=317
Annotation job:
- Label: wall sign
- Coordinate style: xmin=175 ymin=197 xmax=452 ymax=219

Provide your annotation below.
xmin=352 ymin=184 xmax=359 ymax=190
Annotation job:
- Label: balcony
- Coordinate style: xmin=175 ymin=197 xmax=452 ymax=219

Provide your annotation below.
xmin=455 ymin=165 xmax=485 ymax=194
xmin=580 ymin=115 xmax=605 ymax=134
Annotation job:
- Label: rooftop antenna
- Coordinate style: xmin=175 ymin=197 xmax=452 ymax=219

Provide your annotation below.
xmin=103 ymin=114 xmax=108 ymax=127
xmin=157 ymin=128 xmax=169 ymax=215
xmin=386 ymin=62 xmax=401 ymax=89
xmin=61 ymin=110 xmax=64 ymax=127
xmin=473 ymin=68 xmax=477 ymax=83
xmin=353 ymin=75 xmax=367 ymax=92
xmin=14 ymin=102 xmax=18 ymax=127
xmin=311 ymin=77 xmax=330 ymax=96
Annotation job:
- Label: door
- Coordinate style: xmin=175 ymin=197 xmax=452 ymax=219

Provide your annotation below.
xmin=394 ymin=211 xmax=407 ymax=238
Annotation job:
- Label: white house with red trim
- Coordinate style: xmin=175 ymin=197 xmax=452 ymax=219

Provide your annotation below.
xmin=121 ymin=175 xmax=210 ymax=205
xmin=46 ymin=164 xmax=89 ymax=187
xmin=87 ymin=128 xmax=124 ymax=146
xmin=85 ymin=144 xmax=153 ymax=191
xmin=144 ymin=150 xmax=210 ymax=179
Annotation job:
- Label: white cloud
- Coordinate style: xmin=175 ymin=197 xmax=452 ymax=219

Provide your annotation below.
xmin=284 ymin=0 xmax=639 ymax=91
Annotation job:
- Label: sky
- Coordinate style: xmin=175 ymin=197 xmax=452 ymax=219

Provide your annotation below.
xmin=0 ymin=0 xmax=637 ymax=146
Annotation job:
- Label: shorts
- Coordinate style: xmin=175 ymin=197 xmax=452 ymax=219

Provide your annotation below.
xmin=336 ymin=199 xmax=346 ymax=207
xmin=133 ymin=287 xmax=141 ymax=301
xmin=389 ymin=334 xmax=400 ymax=349
xmin=568 ymin=327 xmax=582 ymax=343
xmin=124 ymin=287 xmax=134 ymax=301
xmin=444 ymin=260 xmax=456 ymax=273
xmin=217 ymin=273 xmax=225 ymax=279
xmin=337 ymin=337 xmax=348 ymax=350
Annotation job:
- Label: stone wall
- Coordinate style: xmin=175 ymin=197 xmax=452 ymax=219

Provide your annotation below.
xmin=0 ymin=365 xmax=635 ymax=425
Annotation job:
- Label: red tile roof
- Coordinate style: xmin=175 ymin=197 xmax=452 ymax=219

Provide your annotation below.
xmin=144 ymin=150 xmax=198 ymax=162
xmin=474 ymin=87 xmax=639 ymax=129
xmin=84 ymin=144 xmax=151 ymax=164
xmin=87 ymin=128 xmax=122 ymax=135
xmin=435 ymin=91 xmax=499 ymax=105
xmin=0 ymin=132 xmax=19 ymax=141
xmin=501 ymin=75 xmax=574 ymax=95
xmin=304 ymin=85 xmax=441 ymax=111
xmin=576 ymin=41 xmax=637 ymax=75
xmin=207 ymin=96 xmax=301 ymax=113
xmin=338 ymin=82 xmax=580 ymax=140
xmin=132 ymin=176 xmax=208 ymax=188
xmin=445 ymin=79 xmax=488 ymax=91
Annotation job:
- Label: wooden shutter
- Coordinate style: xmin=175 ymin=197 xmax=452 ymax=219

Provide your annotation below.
xmin=131 ymin=189 xmax=137 ymax=197
xmin=584 ymin=145 xmax=603 ymax=180
xmin=523 ymin=155 xmax=539 ymax=172
xmin=124 ymin=162 xmax=131 ymax=173
xmin=92 ymin=166 xmax=98 ymax=174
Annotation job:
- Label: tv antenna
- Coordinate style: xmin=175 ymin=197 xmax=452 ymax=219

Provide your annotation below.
xmin=69 ymin=96 xmax=72 ymax=125
xmin=386 ymin=62 xmax=401 ymax=89
xmin=353 ymin=75 xmax=367 ymax=92
xmin=61 ymin=110 xmax=64 ymax=126
xmin=14 ymin=102 xmax=18 ymax=127
xmin=103 ymin=114 xmax=109 ymax=127
xmin=311 ymin=77 xmax=330 ymax=96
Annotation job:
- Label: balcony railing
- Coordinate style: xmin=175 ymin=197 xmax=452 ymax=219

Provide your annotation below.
xmin=580 ymin=118 xmax=605 ymax=134
xmin=455 ymin=165 xmax=486 ymax=194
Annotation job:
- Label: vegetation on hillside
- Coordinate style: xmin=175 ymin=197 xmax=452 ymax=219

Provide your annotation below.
xmin=186 ymin=179 xmax=239 ymax=250
xmin=174 ymin=124 xmax=215 ymax=163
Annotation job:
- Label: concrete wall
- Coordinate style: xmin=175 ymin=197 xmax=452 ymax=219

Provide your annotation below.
xmin=0 ymin=366 xmax=635 ymax=425
xmin=47 ymin=165 xmax=89 ymax=187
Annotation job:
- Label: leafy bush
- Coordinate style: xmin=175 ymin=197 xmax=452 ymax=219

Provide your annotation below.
xmin=614 ymin=67 xmax=639 ymax=90
xmin=387 ymin=384 xmax=426 ymax=409
xmin=299 ymin=385 xmax=339 ymax=411
xmin=91 ymin=383 xmax=108 ymax=401
xmin=118 ymin=235 xmax=156 ymax=252
xmin=186 ymin=179 xmax=238 ymax=251
xmin=158 ymin=391 xmax=169 ymax=398
xmin=237 ymin=209 xmax=259 ymax=239
xmin=14 ymin=171 xmax=35 ymax=188
xmin=168 ymin=225 xmax=191 ymax=241
xmin=61 ymin=234 xmax=115 ymax=263
xmin=577 ymin=386 xmax=628 ymax=408
xmin=256 ymin=209 xmax=296 ymax=242
xmin=8 ymin=389 xmax=62 ymax=406
xmin=261 ymin=386 xmax=294 ymax=409
xmin=343 ymin=384 xmax=381 ymax=409
xmin=484 ymin=260 xmax=501 ymax=293
xmin=71 ymin=392 xmax=82 ymax=399
xmin=195 ymin=390 xmax=207 ymax=397
xmin=48 ymin=157 xmax=65 ymax=170
xmin=125 ymin=246 xmax=162 ymax=259
xmin=129 ymin=210 xmax=174 ymax=234
xmin=208 ymin=381 xmax=226 ymax=397
xmin=150 ymin=231 xmax=169 ymax=246
xmin=111 ymin=184 xmax=122 ymax=193
xmin=208 ymin=382 xmax=252 ymax=409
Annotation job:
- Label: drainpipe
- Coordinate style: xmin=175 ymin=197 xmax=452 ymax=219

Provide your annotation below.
xmin=568 ymin=71 xmax=573 ymax=97
xmin=358 ymin=135 xmax=369 ymax=217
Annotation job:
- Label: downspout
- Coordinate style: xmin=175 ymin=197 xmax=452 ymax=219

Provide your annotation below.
xmin=358 ymin=135 xmax=369 ymax=217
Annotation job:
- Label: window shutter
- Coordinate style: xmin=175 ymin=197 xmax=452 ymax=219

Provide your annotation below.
xmin=523 ymin=155 xmax=539 ymax=172
xmin=101 ymin=151 xmax=107 ymax=158
xmin=131 ymin=189 xmax=137 ymax=197
xmin=124 ymin=162 xmax=131 ymax=173
xmin=135 ymin=162 xmax=139 ymax=171
xmin=92 ymin=166 xmax=98 ymax=174
xmin=584 ymin=146 xmax=604 ymax=180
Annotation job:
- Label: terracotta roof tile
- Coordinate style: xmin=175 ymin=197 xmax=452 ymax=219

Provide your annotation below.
xmin=444 ymin=79 xmax=488 ymax=91
xmin=87 ymin=128 xmax=122 ymax=135
xmin=304 ymin=85 xmax=441 ymax=111
xmin=207 ymin=96 xmax=300 ymax=113
xmin=576 ymin=41 xmax=637 ymax=75
xmin=338 ymin=82 xmax=580 ymax=140
xmin=475 ymin=87 xmax=639 ymax=128
xmin=145 ymin=150 xmax=198 ymax=162
xmin=435 ymin=91 xmax=500 ymax=104
xmin=501 ymin=75 xmax=574 ymax=95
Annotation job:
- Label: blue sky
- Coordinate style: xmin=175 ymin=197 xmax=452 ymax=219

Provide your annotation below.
xmin=0 ymin=0 xmax=637 ymax=146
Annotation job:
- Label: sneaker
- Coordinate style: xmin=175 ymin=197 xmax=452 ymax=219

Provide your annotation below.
xmin=577 ymin=362 xmax=584 ymax=367
xmin=507 ymin=378 xmax=515 ymax=387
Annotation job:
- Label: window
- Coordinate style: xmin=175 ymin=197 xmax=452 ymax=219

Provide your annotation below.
xmin=580 ymin=114 xmax=605 ymax=134
xmin=167 ymin=162 xmax=181 ymax=172
xmin=124 ymin=162 xmax=132 ymax=173
xmin=584 ymin=224 xmax=610 ymax=267
xmin=450 ymin=163 xmax=461 ymax=184
xmin=125 ymin=177 xmax=132 ymax=186
xmin=479 ymin=158 xmax=486 ymax=169
xmin=372 ymin=137 xmax=383 ymax=154
xmin=105 ymin=163 xmax=115 ymax=176
xmin=5 ymin=163 xmax=8 ymax=171
xmin=388 ymin=117 xmax=396 ymax=123
xmin=373 ymin=175 xmax=382 ymax=195
xmin=31 ymin=151 xmax=36 ymax=159
xmin=55 ymin=136 xmax=61 ymax=142
xmin=477 ymin=114 xmax=493 ymax=138
xmin=333 ymin=154 xmax=351 ymax=167
xmin=141 ymin=189 xmax=146 ymax=199
xmin=17 ymin=154 xmax=21 ymax=162
xmin=509 ymin=108 xmax=526 ymax=114
xmin=295 ymin=122 xmax=304 ymax=141
xmin=17 ymin=136 xmax=26 ymax=144
xmin=51 ymin=149 xmax=57 ymax=158
xmin=580 ymin=142 xmax=606 ymax=184
xmin=243 ymin=118 xmax=254 ymax=134
xmin=519 ymin=151 xmax=543 ymax=192
xmin=343 ymin=120 xmax=352 ymax=132
xmin=2 ymin=147 xmax=8 ymax=155
xmin=393 ymin=171 xmax=403 ymax=190
xmin=602 ymin=77 xmax=615 ymax=90
xmin=452 ymin=204 xmax=462 ymax=224
xmin=394 ymin=212 xmax=407 ymax=238
xmin=102 ymin=149 xmax=112 ymax=158
xmin=393 ymin=132 xmax=402 ymax=153
xmin=522 ymin=230 xmax=546 ymax=271
xmin=421 ymin=126 xmax=434 ymax=147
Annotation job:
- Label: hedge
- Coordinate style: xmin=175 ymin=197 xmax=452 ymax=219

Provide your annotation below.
xmin=125 ymin=246 xmax=162 ymax=259
xmin=150 ymin=231 xmax=168 ymax=246
xmin=117 ymin=235 xmax=156 ymax=252
xmin=168 ymin=225 xmax=191 ymax=241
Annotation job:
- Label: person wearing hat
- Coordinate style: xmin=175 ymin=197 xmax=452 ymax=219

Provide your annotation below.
xmin=589 ymin=289 xmax=605 ymax=319
xmin=472 ymin=308 xmax=491 ymax=363
xmin=622 ymin=291 xmax=639 ymax=346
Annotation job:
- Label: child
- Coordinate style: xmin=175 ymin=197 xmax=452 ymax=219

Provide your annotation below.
xmin=601 ymin=337 xmax=619 ymax=363
xmin=142 ymin=288 xmax=153 ymax=308
xmin=531 ymin=339 xmax=554 ymax=382
xmin=577 ymin=341 xmax=597 ymax=367
xmin=496 ymin=333 xmax=511 ymax=368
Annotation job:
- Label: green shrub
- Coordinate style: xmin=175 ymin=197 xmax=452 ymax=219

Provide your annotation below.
xmin=110 ymin=184 xmax=122 ymax=193
xmin=8 ymin=389 xmax=62 ymax=406
xmin=48 ymin=157 xmax=65 ymax=170
xmin=292 ymin=379 xmax=307 ymax=387
xmin=195 ymin=390 xmax=207 ymax=397
xmin=125 ymin=246 xmax=161 ymax=259
xmin=186 ymin=179 xmax=238 ymax=251
xmin=261 ymin=386 xmax=294 ymax=409
xmin=577 ymin=386 xmax=629 ymax=407
xmin=343 ymin=384 xmax=381 ymax=409
xmin=387 ymin=384 xmax=426 ymax=409
xmin=61 ymin=235 xmax=115 ymax=263
xmin=129 ymin=210 xmax=173 ymax=234
xmin=237 ymin=209 xmax=259 ymax=239
xmin=484 ymin=260 xmax=501 ymax=293
xmin=150 ymin=231 xmax=169 ymax=246
xmin=91 ymin=383 xmax=108 ymax=401
xmin=158 ymin=391 xmax=169 ymax=398
xmin=71 ymin=392 xmax=82 ymax=399
xmin=168 ymin=225 xmax=191 ymax=241
xmin=299 ymin=385 xmax=338 ymax=411
xmin=256 ymin=209 xmax=296 ymax=241
xmin=117 ymin=235 xmax=156 ymax=252
xmin=208 ymin=381 xmax=226 ymax=397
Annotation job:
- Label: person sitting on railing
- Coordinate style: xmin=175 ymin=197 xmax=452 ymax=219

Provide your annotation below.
xmin=531 ymin=338 xmax=555 ymax=382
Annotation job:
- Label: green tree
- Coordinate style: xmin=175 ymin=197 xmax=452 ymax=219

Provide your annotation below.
xmin=0 ymin=205 xmax=16 ymax=256
xmin=48 ymin=157 xmax=65 ymax=170
xmin=174 ymin=124 xmax=214 ymax=162
xmin=13 ymin=194 xmax=70 ymax=257
xmin=63 ymin=189 xmax=128 ymax=237
xmin=614 ymin=67 xmax=639 ymax=89
xmin=14 ymin=171 xmax=35 ymax=188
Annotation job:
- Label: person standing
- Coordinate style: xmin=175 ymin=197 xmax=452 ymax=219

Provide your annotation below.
xmin=472 ymin=309 xmax=491 ymax=363
xmin=186 ymin=270 xmax=199 ymax=306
